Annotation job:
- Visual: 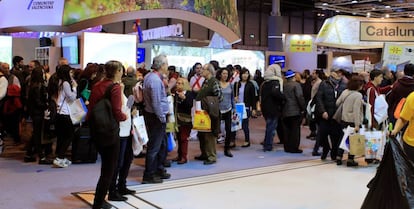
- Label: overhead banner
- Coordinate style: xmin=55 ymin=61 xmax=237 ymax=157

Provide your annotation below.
xmin=316 ymin=15 xmax=414 ymax=49
xmin=0 ymin=0 xmax=64 ymax=29
xmin=360 ymin=22 xmax=414 ymax=42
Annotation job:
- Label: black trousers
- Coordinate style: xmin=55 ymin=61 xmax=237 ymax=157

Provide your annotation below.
xmin=282 ymin=115 xmax=302 ymax=152
xmin=337 ymin=121 xmax=357 ymax=160
xmin=93 ymin=141 xmax=120 ymax=209
xmin=55 ymin=114 xmax=75 ymax=159
xmin=110 ymin=135 xmax=133 ymax=192
xmin=26 ymin=115 xmax=43 ymax=157
xmin=318 ymin=119 xmax=342 ymax=159
xmin=4 ymin=110 xmax=22 ymax=143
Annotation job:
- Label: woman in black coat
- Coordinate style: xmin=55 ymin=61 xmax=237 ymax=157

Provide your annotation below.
xmin=234 ymin=68 xmax=257 ymax=147
xmin=25 ymin=67 xmax=52 ymax=164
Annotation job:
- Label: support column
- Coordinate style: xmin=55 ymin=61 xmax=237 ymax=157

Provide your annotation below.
xmin=268 ymin=0 xmax=283 ymax=51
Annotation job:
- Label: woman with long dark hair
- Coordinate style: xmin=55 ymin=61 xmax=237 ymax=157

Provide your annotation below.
xmin=88 ymin=60 xmax=127 ymax=209
xmin=233 ymin=68 xmax=257 ymax=148
xmin=53 ymin=65 xmax=77 ymax=168
xmin=25 ymin=67 xmax=52 ymax=164
xmin=216 ymin=68 xmax=234 ymax=157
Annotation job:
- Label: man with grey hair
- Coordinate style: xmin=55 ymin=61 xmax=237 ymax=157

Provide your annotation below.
xmin=142 ymin=54 xmax=171 ymax=184
xmin=122 ymin=66 xmax=138 ymax=97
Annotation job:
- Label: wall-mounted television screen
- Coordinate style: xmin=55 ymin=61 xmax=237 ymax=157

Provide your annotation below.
xmin=61 ymin=36 xmax=79 ymax=65
xmin=268 ymin=55 xmax=285 ymax=68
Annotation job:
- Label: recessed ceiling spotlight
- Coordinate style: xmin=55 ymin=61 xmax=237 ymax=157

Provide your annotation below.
xmin=372 ymin=7 xmax=376 ymax=10
xmin=385 ymin=5 xmax=391 ymax=9
xmin=385 ymin=14 xmax=390 ymax=18
xmin=352 ymin=12 xmax=357 ymax=15
xmin=367 ymin=12 xmax=371 ymax=17
xmin=336 ymin=10 xmax=340 ymax=13
xmin=322 ymin=3 xmax=328 ymax=6
xmin=351 ymin=0 xmax=358 ymax=3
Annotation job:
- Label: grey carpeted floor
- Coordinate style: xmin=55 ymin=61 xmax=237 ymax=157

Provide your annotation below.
xmin=0 ymin=117 xmax=321 ymax=209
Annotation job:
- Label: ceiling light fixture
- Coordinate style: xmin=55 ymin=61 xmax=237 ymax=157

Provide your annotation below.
xmin=385 ymin=5 xmax=391 ymax=9
xmin=385 ymin=14 xmax=390 ymax=18
xmin=351 ymin=0 xmax=358 ymax=3
xmin=322 ymin=3 xmax=328 ymax=6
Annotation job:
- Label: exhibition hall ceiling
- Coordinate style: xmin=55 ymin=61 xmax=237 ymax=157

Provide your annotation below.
xmin=239 ymin=0 xmax=414 ymax=18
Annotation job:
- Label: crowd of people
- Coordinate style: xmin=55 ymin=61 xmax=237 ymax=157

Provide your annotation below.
xmin=1 ymin=54 xmax=414 ymax=209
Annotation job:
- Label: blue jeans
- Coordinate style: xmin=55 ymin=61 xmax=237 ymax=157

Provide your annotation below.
xmin=263 ymin=116 xmax=278 ymax=150
xmin=143 ymin=112 xmax=167 ymax=178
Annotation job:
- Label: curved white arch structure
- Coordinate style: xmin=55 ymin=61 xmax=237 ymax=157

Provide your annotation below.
xmin=67 ymin=9 xmax=241 ymax=44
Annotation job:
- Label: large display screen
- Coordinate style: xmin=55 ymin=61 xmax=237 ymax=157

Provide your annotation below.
xmin=0 ymin=36 xmax=12 ymax=66
xmin=83 ymin=32 xmax=137 ymax=69
xmin=268 ymin=55 xmax=286 ymax=68
xmin=151 ymin=45 xmax=264 ymax=77
xmin=61 ymin=36 xmax=79 ymax=65
xmin=63 ymin=1 xmax=240 ymax=38
xmin=137 ymin=48 xmax=146 ymax=64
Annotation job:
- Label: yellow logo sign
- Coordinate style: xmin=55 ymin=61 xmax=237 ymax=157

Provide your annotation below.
xmin=290 ymin=39 xmax=312 ymax=52
xmin=388 ymin=46 xmax=403 ymax=55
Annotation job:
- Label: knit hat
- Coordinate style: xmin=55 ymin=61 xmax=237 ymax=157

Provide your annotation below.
xmin=284 ymin=69 xmax=295 ymax=79
xmin=264 ymin=64 xmax=282 ymax=80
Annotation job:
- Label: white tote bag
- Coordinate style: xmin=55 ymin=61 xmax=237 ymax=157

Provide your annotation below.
xmin=131 ymin=124 xmax=143 ymax=156
xmin=132 ymin=115 xmax=149 ymax=145
xmin=68 ymin=98 xmax=87 ymax=125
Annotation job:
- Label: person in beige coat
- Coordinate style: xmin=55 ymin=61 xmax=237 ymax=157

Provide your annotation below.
xmin=335 ymin=75 xmax=365 ymax=167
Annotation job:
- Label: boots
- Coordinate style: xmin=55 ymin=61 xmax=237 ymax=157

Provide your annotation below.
xmin=224 ymin=148 xmax=233 ymax=157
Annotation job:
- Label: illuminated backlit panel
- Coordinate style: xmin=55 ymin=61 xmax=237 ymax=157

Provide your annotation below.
xmin=82 ymin=32 xmax=137 ymax=69
xmin=0 ymin=36 xmax=12 ymax=66
xmin=63 ymin=0 xmax=240 ymax=44
xmin=151 ymin=45 xmax=264 ymax=77
xmin=0 ymin=0 xmax=65 ymax=32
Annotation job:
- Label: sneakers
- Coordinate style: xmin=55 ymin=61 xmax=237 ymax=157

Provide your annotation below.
xmin=216 ymin=136 xmax=225 ymax=144
xmin=53 ymin=157 xmax=71 ymax=168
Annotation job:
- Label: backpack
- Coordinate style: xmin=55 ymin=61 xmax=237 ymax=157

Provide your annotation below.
xmin=394 ymin=97 xmax=406 ymax=120
xmin=132 ymin=81 xmax=144 ymax=103
xmin=3 ymin=75 xmax=22 ymax=115
xmin=89 ymin=84 xmax=119 ymax=146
